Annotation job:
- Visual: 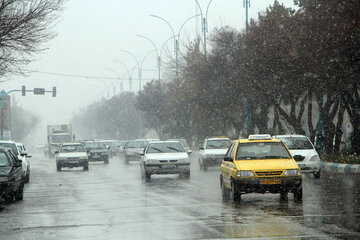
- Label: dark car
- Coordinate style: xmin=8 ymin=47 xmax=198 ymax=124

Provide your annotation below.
xmin=83 ymin=141 xmax=109 ymax=164
xmin=0 ymin=149 xmax=24 ymax=203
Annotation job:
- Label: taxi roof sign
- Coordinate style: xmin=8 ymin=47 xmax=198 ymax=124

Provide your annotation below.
xmin=248 ymin=134 xmax=272 ymax=140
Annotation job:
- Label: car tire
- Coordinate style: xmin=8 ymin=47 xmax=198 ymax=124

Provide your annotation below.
xmin=314 ymin=170 xmax=320 ymax=179
xmin=180 ymin=171 xmax=190 ymax=179
xmin=125 ymin=158 xmax=129 ymax=165
xmin=83 ymin=165 xmax=89 ymax=171
xmin=25 ymin=168 xmax=30 ymax=183
xmin=230 ymin=181 xmax=241 ymax=201
xmin=221 ymin=176 xmax=230 ymax=201
xmin=104 ymin=158 xmax=109 ymax=164
xmin=4 ymin=192 xmax=15 ymax=204
xmin=199 ymin=159 xmax=203 ymax=170
xmin=56 ymin=164 xmax=61 ymax=172
xmin=293 ymin=185 xmax=303 ymax=202
xmin=203 ymin=163 xmax=208 ymax=171
xmin=15 ymin=183 xmax=24 ymax=201
xmin=280 ymin=191 xmax=288 ymax=202
xmin=145 ymin=172 xmax=151 ymax=182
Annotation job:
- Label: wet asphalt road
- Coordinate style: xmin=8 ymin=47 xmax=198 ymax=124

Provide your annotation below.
xmin=0 ymin=153 xmax=359 ymax=240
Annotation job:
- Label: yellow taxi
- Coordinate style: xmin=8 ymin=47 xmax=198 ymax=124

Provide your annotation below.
xmin=220 ymin=134 xmax=302 ymax=202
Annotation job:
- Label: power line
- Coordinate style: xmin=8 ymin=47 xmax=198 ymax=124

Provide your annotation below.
xmin=25 ymin=70 xmax=156 ymax=81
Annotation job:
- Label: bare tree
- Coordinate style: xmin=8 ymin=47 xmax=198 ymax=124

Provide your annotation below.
xmin=0 ymin=0 xmax=64 ymax=76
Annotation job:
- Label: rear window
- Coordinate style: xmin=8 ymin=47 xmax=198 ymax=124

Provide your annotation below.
xmin=277 ymin=137 xmax=314 ymax=150
xmin=206 ymin=139 xmax=231 ymax=149
xmin=236 ymin=142 xmax=291 ymax=160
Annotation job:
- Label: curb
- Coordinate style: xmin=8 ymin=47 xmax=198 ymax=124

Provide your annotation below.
xmin=320 ymin=161 xmax=360 ymax=174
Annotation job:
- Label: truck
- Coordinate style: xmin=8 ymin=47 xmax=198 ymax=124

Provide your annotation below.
xmin=47 ymin=124 xmax=75 ymax=157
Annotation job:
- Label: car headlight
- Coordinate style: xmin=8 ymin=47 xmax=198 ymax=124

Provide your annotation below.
xmin=310 ymin=155 xmax=320 ymax=162
xmin=0 ymin=176 xmax=8 ymax=182
xmin=236 ymin=170 xmax=254 ymax=177
xmin=284 ymin=169 xmax=301 ymax=176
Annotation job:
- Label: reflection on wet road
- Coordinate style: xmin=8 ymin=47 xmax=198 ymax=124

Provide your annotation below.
xmin=0 ymin=153 xmax=359 ymax=239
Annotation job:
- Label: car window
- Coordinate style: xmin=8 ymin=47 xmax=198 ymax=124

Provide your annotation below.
xmin=127 ymin=141 xmax=148 ymax=148
xmin=60 ymin=145 xmax=85 ymax=153
xmin=206 ymin=139 xmax=231 ymax=149
xmin=236 ymin=142 xmax=291 ymax=160
xmin=146 ymin=142 xmax=185 ymax=153
xmin=84 ymin=142 xmax=106 ymax=149
xmin=0 ymin=152 xmax=10 ymax=167
xmin=278 ymin=137 xmax=314 ymax=150
xmin=0 ymin=143 xmax=18 ymax=155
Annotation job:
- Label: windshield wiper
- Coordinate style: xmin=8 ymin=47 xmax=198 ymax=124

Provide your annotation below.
xmin=261 ymin=156 xmax=290 ymax=159
xmin=167 ymin=147 xmax=182 ymax=152
xmin=239 ymin=156 xmax=259 ymax=160
xmin=150 ymin=147 xmax=163 ymax=153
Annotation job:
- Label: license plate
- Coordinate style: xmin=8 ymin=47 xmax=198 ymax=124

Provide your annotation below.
xmin=70 ymin=160 xmax=79 ymax=164
xmin=92 ymin=155 xmax=100 ymax=158
xmin=260 ymin=179 xmax=281 ymax=184
xmin=161 ymin=165 xmax=173 ymax=169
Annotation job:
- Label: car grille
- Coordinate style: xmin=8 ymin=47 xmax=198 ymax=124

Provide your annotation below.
xmin=159 ymin=160 xmax=178 ymax=163
xmin=255 ymin=171 xmax=283 ymax=176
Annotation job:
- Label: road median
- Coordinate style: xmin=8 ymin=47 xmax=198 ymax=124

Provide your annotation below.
xmin=320 ymin=161 xmax=360 ymax=174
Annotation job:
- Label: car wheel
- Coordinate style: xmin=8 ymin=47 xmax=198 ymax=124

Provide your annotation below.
xmin=203 ymin=163 xmax=208 ymax=171
xmin=293 ymin=185 xmax=303 ymax=202
xmin=25 ymin=168 xmax=30 ymax=183
xmin=15 ymin=183 xmax=24 ymax=201
xmin=180 ymin=171 xmax=190 ymax=179
xmin=4 ymin=192 xmax=15 ymax=204
xmin=56 ymin=164 xmax=61 ymax=172
xmin=145 ymin=172 xmax=151 ymax=182
xmin=83 ymin=165 xmax=89 ymax=171
xmin=230 ymin=181 xmax=241 ymax=201
xmin=221 ymin=177 xmax=230 ymax=201
xmin=125 ymin=158 xmax=129 ymax=165
xmin=314 ymin=170 xmax=321 ymax=179
xmin=280 ymin=191 xmax=288 ymax=202
xmin=104 ymin=159 xmax=109 ymax=164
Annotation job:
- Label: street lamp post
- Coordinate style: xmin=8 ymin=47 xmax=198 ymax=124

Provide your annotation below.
xmin=244 ymin=0 xmax=251 ymax=136
xmin=194 ymin=0 xmax=215 ymax=58
xmin=136 ymin=34 xmax=160 ymax=81
xmin=150 ymin=14 xmax=200 ymax=81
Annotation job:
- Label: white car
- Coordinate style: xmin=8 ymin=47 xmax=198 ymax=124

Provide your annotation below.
xmin=198 ymin=137 xmax=232 ymax=171
xmin=140 ymin=141 xmax=191 ymax=182
xmin=0 ymin=140 xmax=30 ymax=183
xmin=56 ymin=143 xmax=89 ymax=171
xmin=275 ymin=135 xmax=321 ymax=179
xmin=16 ymin=142 xmax=32 ymax=183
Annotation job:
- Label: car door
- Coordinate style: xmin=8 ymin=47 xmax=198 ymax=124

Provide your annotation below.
xmin=221 ymin=142 xmax=237 ymax=188
xmin=7 ymin=151 xmax=23 ymax=189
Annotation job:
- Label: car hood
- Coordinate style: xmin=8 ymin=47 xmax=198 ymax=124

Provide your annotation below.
xmin=288 ymin=149 xmax=319 ymax=161
xmin=58 ymin=152 xmax=87 ymax=158
xmin=146 ymin=152 xmax=188 ymax=160
xmin=0 ymin=166 xmax=11 ymax=176
xmin=235 ymin=159 xmax=299 ymax=171
xmin=204 ymin=149 xmax=228 ymax=155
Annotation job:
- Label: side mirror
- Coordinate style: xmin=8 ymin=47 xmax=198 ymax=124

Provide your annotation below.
xmin=54 ymin=150 xmax=59 ymax=154
xmin=20 ymin=150 xmax=27 ymax=156
xmin=293 ymin=155 xmax=305 ymax=161
xmin=224 ymin=156 xmax=233 ymax=162
xmin=187 ymin=150 xmax=193 ymax=154
xmin=140 ymin=153 xmax=145 ymax=156
xmin=106 ymin=145 xmax=110 ymax=149
xmin=27 ymin=153 xmax=32 ymax=158
xmin=199 ymin=147 xmax=204 ymax=150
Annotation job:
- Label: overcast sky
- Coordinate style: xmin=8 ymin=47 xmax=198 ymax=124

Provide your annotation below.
xmin=2 ymin=0 xmax=296 ymax=142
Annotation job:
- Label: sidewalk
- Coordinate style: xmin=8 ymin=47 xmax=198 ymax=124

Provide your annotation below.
xmin=320 ymin=161 xmax=360 ymax=174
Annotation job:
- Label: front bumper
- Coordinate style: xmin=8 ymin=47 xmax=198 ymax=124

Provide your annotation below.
xmin=57 ymin=159 xmax=88 ymax=168
xmin=88 ymin=154 xmax=109 ymax=162
xmin=145 ymin=163 xmax=190 ymax=175
xmin=233 ymin=177 xmax=302 ymax=194
xmin=203 ymin=157 xmax=223 ymax=167
xmin=296 ymin=161 xmax=320 ymax=173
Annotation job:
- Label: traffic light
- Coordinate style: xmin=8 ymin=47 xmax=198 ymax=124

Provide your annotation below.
xmin=21 ymin=86 xmax=25 ymax=96
xmin=52 ymin=87 xmax=56 ymax=97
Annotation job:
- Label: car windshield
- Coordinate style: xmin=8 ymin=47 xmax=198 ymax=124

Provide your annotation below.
xmin=60 ymin=145 xmax=85 ymax=153
xmin=277 ymin=137 xmax=314 ymax=150
xmin=168 ymin=139 xmax=189 ymax=149
xmin=127 ymin=141 xmax=148 ymax=148
xmin=51 ymin=135 xmax=72 ymax=143
xmin=0 ymin=143 xmax=18 ymax=156
xmin=146 ymin=142 xmax=185 ymax=153
xmin=0 ymin=153 xmax=9 ymax=167
xmin=83 ymin=142 xmax=106 ymax=150
xmin=206 ymin=140 xmax=231 ymax=149
xmin=236 ymin=142 xmax=291 ymax=160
